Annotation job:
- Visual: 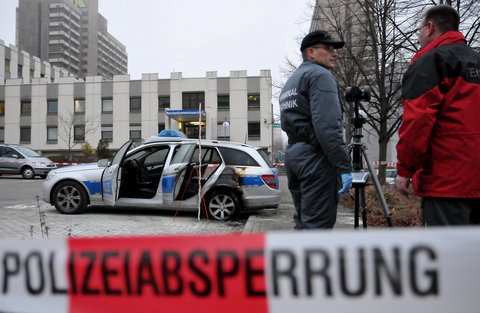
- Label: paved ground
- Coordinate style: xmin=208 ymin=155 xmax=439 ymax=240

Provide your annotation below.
xmin=243 ymin=175 xmax=355 ymax=232
xmin=0 ymin=175 xmax=355 ymax=239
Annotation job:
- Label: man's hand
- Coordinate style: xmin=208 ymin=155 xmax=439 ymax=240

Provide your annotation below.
xmin=396 ymin=175 xmax=411 ymax=196
xmin=338 ymin=173 xmax=353 ymax=195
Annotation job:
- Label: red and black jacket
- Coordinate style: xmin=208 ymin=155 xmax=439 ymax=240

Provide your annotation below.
xmin=397 ymin=31 xmax=480 ymax=197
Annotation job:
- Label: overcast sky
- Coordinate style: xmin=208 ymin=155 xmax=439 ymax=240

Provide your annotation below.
xmin=0 ymin=0 xmax=312 ymax=97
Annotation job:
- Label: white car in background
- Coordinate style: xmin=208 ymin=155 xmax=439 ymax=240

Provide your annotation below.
xmin=42 ymin=135 xmax=280 ymax=221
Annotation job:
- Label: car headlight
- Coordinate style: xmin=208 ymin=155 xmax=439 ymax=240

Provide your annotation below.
xmin=45 ymin=171 xmax=57 ymax=181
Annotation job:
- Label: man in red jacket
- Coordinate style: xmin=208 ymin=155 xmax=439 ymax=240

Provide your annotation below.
xmin=396 ymin=5 xmax=480 ymax=225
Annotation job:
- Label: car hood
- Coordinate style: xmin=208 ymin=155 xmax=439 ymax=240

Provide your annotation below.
xmin=52 ymin=162 xmax=101 ymax=173
xmin=29 ymin=157 xmax=55 ymax=164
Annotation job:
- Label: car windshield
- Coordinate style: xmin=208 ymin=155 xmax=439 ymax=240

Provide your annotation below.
xmin=14 ymin=146 xmax=41 ymax=157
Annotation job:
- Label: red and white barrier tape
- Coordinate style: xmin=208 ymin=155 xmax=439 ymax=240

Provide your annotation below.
xmin=2 ymin=160 xmax=84 ymax=166
xmin=275 ymin=162 xmax=397 ymax=167
xmin=1 ymin=228 xmax=479 ymax=313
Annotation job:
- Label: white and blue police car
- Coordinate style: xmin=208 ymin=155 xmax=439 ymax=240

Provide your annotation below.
xmin=42 ymin=131 xmax=280 ymax=221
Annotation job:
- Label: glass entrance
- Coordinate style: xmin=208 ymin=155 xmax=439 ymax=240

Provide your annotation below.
xmin=183 ymin=123 xmax=206 ymax=139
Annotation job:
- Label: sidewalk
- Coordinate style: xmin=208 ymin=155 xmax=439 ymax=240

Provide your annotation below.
xmin=243 ymin=175 xmax=355 ymax=233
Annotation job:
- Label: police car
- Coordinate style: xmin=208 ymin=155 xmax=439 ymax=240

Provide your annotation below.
xmin=42 ymin=131 xmax=280 ymax=221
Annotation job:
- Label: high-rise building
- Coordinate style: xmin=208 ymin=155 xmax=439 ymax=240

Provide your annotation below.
xmin=16 ymin=0 xmax=127 ymax=80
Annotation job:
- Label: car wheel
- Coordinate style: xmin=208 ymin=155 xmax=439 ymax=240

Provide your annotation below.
xmin=205 ymin=189 xmax=240 ymax=221
xmin=52 ymin=181 xmax=88 ymax=214
xmin=21 ymin=166 xmax=35 ymax=179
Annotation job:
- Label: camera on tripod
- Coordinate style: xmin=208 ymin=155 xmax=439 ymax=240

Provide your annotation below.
xmin=345 ymin=86 xmax=371 ymax=103
xmin=344 ymin=85 xmax=394 ymax=228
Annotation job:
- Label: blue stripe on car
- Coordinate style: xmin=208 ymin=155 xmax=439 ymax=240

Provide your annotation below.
xmin=102 ymin=179 xmax=113 ymax=195
xmin=82 ymin=181 xmax=102 ymax=195
xmin=162 ymin=176 xmax=175 ymax=193
xmin=242 ymin=175 xmax=264 ymax=186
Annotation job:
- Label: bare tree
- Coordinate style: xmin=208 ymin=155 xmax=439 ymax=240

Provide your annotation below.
xmin=58 ymin=108 xmax=98 ymax=162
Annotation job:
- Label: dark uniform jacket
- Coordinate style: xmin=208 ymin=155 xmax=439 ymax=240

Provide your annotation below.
xmin=280 ymin=60 xmax=351 ymax=174
xmin=397 ymin=31 xmax=480 ymax=197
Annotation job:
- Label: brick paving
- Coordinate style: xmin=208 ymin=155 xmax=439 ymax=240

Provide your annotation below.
xmin=0 ymin=175 xmax=355 ymax=239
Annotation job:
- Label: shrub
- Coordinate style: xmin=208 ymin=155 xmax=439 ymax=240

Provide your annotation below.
xmin=96 ymin=139 xmax=112 ymax=159
xmin=340 ymin=185 xmax=422 ymax=227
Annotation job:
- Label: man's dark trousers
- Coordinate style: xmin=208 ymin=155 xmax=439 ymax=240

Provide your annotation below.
xmin=285 ymin=142 xmax=338 ymax=229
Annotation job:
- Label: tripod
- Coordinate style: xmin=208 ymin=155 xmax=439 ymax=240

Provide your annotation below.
xmin=347 ymin=92 xmax=394 ymax=228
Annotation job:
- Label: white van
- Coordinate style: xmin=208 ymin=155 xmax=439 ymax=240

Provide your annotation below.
xmin=0 ymin=144 xmax=57 ymax=179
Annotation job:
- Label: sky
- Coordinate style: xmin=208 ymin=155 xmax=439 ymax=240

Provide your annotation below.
xmin=0 ymin=0 xmax=312 ymax=98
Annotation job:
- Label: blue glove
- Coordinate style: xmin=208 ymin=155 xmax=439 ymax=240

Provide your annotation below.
xmin=338 ymin=173 xmax=353 ymax=195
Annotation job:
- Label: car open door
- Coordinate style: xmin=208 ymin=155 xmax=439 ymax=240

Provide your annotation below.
xmin=161 ymin=142 xmax=196 ymax=204
xmin=101 ymin=140 xmax=133 ymax=205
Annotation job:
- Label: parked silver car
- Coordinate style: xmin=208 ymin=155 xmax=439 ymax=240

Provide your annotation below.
xmin=0 ymin=144 xmax=57 ymax=179
xmin=42 ymin=136 xmax=280 ymax=221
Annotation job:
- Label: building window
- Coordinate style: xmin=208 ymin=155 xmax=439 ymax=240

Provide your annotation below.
xmin=101 ymin=125 xmax=113 ymax=142
xmin=20 ymin=127 xmax=31 ymax=142
xmin=248 ymin=94 xmax=260 ymax=109
xmin=158 ymin=123 xmax=165 ymax=133
xmin=4 ymin=59 xmax=10 ymax=73
xmin=21 ymin=101 xmax=31 ymax=115
xmin=74 ymin=125 xmax=85 ymax=141
xmin=218 ymin=95 xmax=229 ymax=110
xmin=47 ymin=100 xmax=58 ymax=114
xmin=129 ymin=125 xmax=142 ymax=140
xmin=217 ymin=122 xmax=230 ymax=139
xmin=0 ymin=101 xmax=4 ymax=115
xmin=158 ymin=96 xmax=170 ymax=111
xmin=130 ymin=97 xmax=141 ymax=112
xmin=74 ymin=99 xmax=85 ymax=114
xmin=0 ymin=127 xmax=4 ymax=143
xmin=102 ymin=98 xmax=113 ymax=113
xmin=47 ymin=127 xmax=58 ymax=142
xmin=182 ymin=92 xmax=205 ymax=110
xmin=248 ymin=122 xmax=260 ymax=139
xmin=17 ymin=64 xmax=23 ymax=78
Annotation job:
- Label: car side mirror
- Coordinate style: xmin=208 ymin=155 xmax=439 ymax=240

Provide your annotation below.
xmin=12 ymin=154 xmax=20 ymax=159
xmin=98 ymin=159 xmax=110 ymax=167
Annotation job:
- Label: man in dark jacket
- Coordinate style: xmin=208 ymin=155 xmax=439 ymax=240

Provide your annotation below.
xmin=280 ymin=30 xmax=352 ymax=229
xmin=396 ymin=5 xmax=480 ymax=225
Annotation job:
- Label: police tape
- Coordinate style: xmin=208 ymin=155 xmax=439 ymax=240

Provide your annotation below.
xmin=275 ymin=162 xmax=397 ymax=167
xmin=2 ymin=160 xmax=83 ymax=166
xmin=1 ymin=228 xmax=479 ymax=313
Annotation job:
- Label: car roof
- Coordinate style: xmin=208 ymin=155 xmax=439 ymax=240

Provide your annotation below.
xmin=145 ymin=135 xmax=257 ymax=150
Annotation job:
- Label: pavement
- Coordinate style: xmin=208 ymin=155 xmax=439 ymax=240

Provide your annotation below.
xmin=0 ymin=175 xmax=356 ymax=239
xmin=243 ymin=175 xmax=355 ymax=233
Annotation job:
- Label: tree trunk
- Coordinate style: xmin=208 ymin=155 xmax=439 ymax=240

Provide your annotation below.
xmin=377 ymin=135 xmax=389 ymax=185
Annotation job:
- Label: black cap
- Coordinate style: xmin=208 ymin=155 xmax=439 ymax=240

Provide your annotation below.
xmin=300 ymin=30 xmax=345 ymax=51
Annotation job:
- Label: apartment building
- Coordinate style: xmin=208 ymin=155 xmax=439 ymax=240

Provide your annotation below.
xmin=0 ymin=41 xmax=274 ymax=159
xmin=16 ymin=0 xmax=127 ymax=80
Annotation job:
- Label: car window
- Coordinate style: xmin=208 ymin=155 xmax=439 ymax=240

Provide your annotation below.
xmin=144 ymin=147 xmax=169 ymax=166
xmin=171 ymin=143 xmax=196 ymax=164
xmin=218 ymin=147 xmax=259 ymax=166
xmin=14 ymin=146 xmax=40 ymax=157
xmin=257 ymin=149 xmax=274 ymax=168
xmin=3 ymin=147 xmax=21 ymax=158
xmin=191 ymin=147 xmax=222 ymax=164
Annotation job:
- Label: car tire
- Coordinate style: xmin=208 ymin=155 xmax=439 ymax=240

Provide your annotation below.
xmin=52 ymin=181 xmax=88 ymax=214
xmin=21 ymin=166 xmax=35 ymax=179
xmin=205 ymin=189 xmax=240 ymax=221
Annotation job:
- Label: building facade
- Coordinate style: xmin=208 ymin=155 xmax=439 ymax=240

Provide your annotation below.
xmin=0 ymin=41 xmax=273 ymax=159
xmin=16 ymin=0 xmax=127 ymax=80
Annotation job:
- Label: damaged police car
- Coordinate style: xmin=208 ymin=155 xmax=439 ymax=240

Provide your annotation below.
xmin=42 ymin=133 xmax=280 ymax=221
